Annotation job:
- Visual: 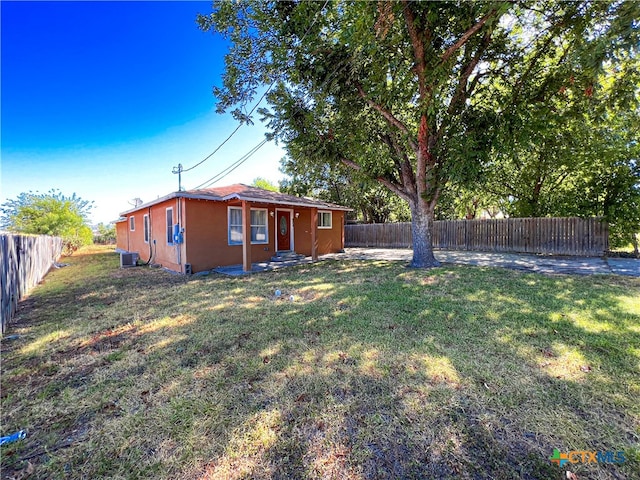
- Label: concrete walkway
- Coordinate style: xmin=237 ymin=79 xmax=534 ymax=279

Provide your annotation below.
xmin=210 ymin=248 xmax=639 ymax=277
xmin=323 ymin=248 xmax=640 ymax=277
xmin=212 ymin=257 xmax=315 ymax=276
xmin=605 ymin=257 xmax=640 ymax=277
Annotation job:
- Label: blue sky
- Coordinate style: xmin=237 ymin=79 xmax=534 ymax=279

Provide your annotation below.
xmin=1 ymin=1 xmax=286 ymax=224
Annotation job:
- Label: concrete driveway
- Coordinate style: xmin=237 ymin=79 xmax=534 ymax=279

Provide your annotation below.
xmin=322 ymin=248 xmax=640 ymax=277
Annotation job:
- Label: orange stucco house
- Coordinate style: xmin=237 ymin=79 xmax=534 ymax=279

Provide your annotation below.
xmin=115 ymin=184 xmax=351 ymax=274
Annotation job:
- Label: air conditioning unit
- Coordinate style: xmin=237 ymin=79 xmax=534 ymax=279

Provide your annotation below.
xmin=120 ymin=252 xmax=139 ymax=268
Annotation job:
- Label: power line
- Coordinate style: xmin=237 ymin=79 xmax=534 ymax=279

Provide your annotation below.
xmin=175 ymin=0 xmax=331 ymax=177
xmin=188 ymin=59 xmax=351 ymax=191
xmin=181 ymin=85 xmax=273 ymax=173
xmin=192 ymin=139 xmax=269 ymax=190
xmin=192 ymin=139 xmax=267 ymax=190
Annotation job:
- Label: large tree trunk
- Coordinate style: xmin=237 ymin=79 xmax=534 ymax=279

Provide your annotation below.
xmin=409 ymin=200 xmax=440 ymax=268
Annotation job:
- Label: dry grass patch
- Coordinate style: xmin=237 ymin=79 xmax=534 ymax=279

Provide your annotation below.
xmin=1 ymin=245 xmax=639 ymax=479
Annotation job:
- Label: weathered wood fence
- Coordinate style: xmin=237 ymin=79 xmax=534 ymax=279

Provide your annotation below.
xmin=1 ymin=234 xmax=63 ymax=334
xmin=345 ymin=217 xmax=609 ymax=256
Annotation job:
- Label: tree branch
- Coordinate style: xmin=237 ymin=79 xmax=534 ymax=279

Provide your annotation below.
xmin=340 ymin=157 xmax=413 ymax=203
xmin=441 ymin=7 xmax=499 ymax=65
xmin=402 ymin=2 xmax=428 ymax=99
xmin=550 ymin=170 xmax=572 ymax=190
xmin=511 ymin=33 xmax=558 ymax=105
xmin=466 ymin=70 xmax=485 ymax=98
xmin=389 ymin=134 xmax=418 ymax=194
xmin=355 ymin=83 xmax=418 ymax=153
xmin=448 ymin=31 xmax=492 ymax=115
xmin=511 ymin=7 xmax=576 ymax=105
xmin=380 ymin=133 xmax=404 ymax=172
xmin=380 ymin=133 xmax=417 ymax=194
xmin=436 ymin=14 xmax=498 ymax=146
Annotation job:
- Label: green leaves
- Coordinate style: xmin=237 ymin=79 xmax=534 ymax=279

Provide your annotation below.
xmin=1 ymin=189 xmax=94 ymax=254
xmin=200 ymin=0 xmax=638 ymax=256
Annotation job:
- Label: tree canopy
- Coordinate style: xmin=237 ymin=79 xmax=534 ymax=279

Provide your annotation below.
xmin=94 ymin=222 xmax=117 ymax=245
xmin=444 ymin=18 xmax=640 ymax=248
xmin=279 ymin=159 xmax=410 ymax=223
xmin=1 ymin=190 xmax=94 ymax=254
xmin=199 ymin=0 xmax=639 ymax=265
xmin=251 ymin=176 xmax=280 ymax=192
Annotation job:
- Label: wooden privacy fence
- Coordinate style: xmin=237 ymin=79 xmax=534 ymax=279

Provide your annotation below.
xmin=345 ymin=217 xmax=609 ymax=256
xmin=1 ymin=234 xmax=63 ymax=334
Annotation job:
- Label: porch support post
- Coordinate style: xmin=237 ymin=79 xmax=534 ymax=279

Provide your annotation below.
xmin=242 ymin=200 xmax=252 ymax=272
xmin=311 ymin=207 xmax=318 ymax=261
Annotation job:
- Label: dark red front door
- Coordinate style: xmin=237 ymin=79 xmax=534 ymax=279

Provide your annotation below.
xmin=277 ymin=211 xmax=291 ymax=251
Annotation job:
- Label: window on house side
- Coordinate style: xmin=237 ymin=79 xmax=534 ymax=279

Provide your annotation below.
xmin=228 ymin=207 xmax=243 ymax=245
xmin=143 ymin=214 xmax=149 ymax=243
xmin=129 ymin=216 xmax=135 ymax=231
xmin=166 ymin=208 xmax=174 ymax=244
xmin=318 ymin=211 xmax=332 ymax=229
xmin=250 ymin=209 xmax=268 ymax=243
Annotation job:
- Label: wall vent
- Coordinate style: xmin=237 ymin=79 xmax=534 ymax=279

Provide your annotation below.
xmin=120 ymin=252 xmax=139 ymax=268
xmin=184 ymin=263 xmax=192 ymax=275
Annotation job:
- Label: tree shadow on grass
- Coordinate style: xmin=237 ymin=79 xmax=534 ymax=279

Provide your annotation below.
xmin=2 ymin=254 xmax=639 ymax=479
xmin=136 ymin=262 xmax=637 ymax=478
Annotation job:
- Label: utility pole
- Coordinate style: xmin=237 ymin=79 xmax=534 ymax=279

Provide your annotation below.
xmin=172 ymin=164 xmax=184 ymax=191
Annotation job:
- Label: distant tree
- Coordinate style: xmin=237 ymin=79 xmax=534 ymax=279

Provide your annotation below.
xmin=436 ymin=186 xmax=506 ymax=220
xmin=251 ymin=177 xmax=279 ymax=192
xmin=279 ymin=159 xmax=410 ymax=223
xmin=94 ymin=222 xmax=117 ymax=245
xmin=0 ymin=190 xmax=94 ymax=255
xmin=462 ymin=41 xmax=640 ymax=248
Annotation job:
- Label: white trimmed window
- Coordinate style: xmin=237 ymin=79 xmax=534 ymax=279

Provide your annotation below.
xmin=129 ymin=216 xmax=135 ymax=231
xmin=166 ymin=208 xmax=174 ymax=244
xmin=228 ymin=207 xmax=269 ymax=245
xmin=318 ymin=211 xmax=332 ymax=229
xmin=250 ymin=209 xmax=268 ymax=244
xmin=143 ymin=214 xmax=150 ymax=243
xmin=228 ymin=207 xmax=243 ymax=245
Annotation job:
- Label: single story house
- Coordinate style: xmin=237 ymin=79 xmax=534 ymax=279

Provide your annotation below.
xmin=115 ymin=184 xmax=351 ymax=273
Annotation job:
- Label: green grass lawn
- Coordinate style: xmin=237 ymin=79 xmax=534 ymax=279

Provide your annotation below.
xmin=1 ymin=245 xmax=639 ymax=479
